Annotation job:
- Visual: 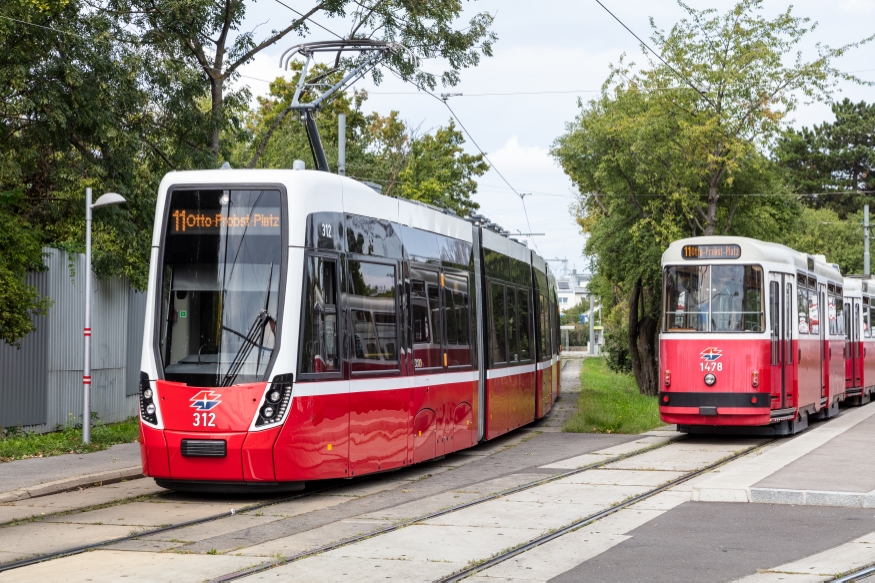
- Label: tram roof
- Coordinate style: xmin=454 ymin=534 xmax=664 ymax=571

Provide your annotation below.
xmin=155 ymin=169 xmax=546 ymax=270
xmin=663 ymin=236 xmax=842 ymax=281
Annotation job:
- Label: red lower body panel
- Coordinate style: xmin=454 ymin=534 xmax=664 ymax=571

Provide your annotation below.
xmin=165 ymin=431 xmax=246 ymax=481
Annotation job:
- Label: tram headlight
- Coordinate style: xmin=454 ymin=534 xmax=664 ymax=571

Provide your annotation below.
xmin=255 ymin=374 xmax=294 ymax=428
xmin=139 ymin=371 xmax=159 ymax=426
xmin=704 ymin=373 xmax=716 ymax=386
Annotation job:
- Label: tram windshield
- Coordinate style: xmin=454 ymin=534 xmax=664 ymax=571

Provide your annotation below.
xmin=663 ymin=264 xmax=763 ymax=333
xmin=158 ymin=188 xmax=283 ymax=386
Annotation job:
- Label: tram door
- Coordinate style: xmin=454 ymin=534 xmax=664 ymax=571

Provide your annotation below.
xmin=854 ymin=300 xmax=863 ymax=387
xmin=769 ymin=275 xmax=790 ymax=409
xmin=819 ymin=285 xmax=828 ymax=398
xmin=845 ymin=300 xmax=854 ymax=387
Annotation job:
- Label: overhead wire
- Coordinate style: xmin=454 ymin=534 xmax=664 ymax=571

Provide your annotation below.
xmin=269 ymin=0 xmax=543 ymax=252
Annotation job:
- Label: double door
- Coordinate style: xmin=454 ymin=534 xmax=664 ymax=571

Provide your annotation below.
xmin=769 ymin=274 xmax=794 ymax=409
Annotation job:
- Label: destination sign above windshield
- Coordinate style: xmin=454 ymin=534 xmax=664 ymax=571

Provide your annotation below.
xmin=681 ymin=244 xmax=742 ymax=260
xmin=171 ymin=209 xmax=280 ymax=234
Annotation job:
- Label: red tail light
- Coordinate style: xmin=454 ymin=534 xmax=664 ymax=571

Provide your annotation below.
xmin=751 ymin=371 xmax=759 ymax=388
xmin=664 ymin=370 xmax=671 ymax=387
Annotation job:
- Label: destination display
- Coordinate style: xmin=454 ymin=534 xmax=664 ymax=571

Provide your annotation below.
xmin=170 ymin=209 xmax=280 ymax=234
xmin=681 ymin=244 xmax=742 ymax=260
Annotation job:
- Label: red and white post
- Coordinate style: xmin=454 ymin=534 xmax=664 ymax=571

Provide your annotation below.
xmin=83 ymin=187 xmax=92 ymax=444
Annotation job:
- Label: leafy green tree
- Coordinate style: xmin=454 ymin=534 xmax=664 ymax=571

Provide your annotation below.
xmin=109 ymin=0 xmax=497 ymax=159
xmin=553 ymin=0 xmax=863 ymax=395
xmin=781 ymin=207 xmax=864 ymax=275
xmin=775 ymin=99 xmax=875 ymax=219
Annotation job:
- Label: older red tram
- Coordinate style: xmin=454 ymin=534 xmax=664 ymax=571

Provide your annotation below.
xmin=660 ymin=236 xmax=847 ymax=435
xmin=138 ymin=169 xmax=560 ymax=491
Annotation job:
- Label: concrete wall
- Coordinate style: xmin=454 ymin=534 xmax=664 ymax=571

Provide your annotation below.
xmin=0 ymin=248 xmax=145 ymax=432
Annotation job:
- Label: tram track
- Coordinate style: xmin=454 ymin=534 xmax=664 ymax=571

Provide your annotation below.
xmin=834 ymin=565 xmax=875 ymax=582
xmin=0 ymin=432 xmax=685 ymax=577
xmin=207 ymin=433 xmax=701 ymax=582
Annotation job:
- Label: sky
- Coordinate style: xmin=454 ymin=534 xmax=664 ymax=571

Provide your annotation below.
xmin=234 ymin=0 xmax=875 ymax=275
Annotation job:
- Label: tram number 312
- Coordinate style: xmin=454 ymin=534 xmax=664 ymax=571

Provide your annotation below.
xmin=700 ymin=362 xmax=722 ymax=372
xmin=193 ymin=413 xmax=216 ymax=427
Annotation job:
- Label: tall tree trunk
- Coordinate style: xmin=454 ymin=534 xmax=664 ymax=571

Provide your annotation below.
xmin=704 ymin=182 xmax=719 ymax=235
xmin=210 ymin=76 xmax=224 ymax=157
xmin=628 ymin=277 xmax=660 ymax=396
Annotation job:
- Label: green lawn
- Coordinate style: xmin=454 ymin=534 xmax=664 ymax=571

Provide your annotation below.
xmin=564 ymin=357 xmax=664 ymax=434
xmin=0 ymin=417 xmax=140 ymax=462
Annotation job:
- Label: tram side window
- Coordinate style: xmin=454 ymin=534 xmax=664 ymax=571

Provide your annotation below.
xmin=508 ymin=287 xmax=519 ymax=362
xmin=412 ymin=272 xmax=442 ymax=369
xmin=865 ymin=299 xmax=872 ymax=339
xmin=300 ymin=256 xmax=340 ymax=375
xmin=445 ymin=274 xmax=472 ymax=368
xmin=348 ymin=261 xmax=398 ymax=373
xmin=797 ymin=275 xmax=810 ymax=334
xmin=538 ymin=294 xmax=549 ymax=361
xmin=786 ymin=283 xmax=793 ymax=364
xmin=808 ymin=277 xmax=819 ymax=335
xmin=490 ymin=283 xmax=508 ymax=365
xmin=519 ymin=289 xmax=531 ymax=362
xmin=836 ymin=287 xmax=844 ymax=336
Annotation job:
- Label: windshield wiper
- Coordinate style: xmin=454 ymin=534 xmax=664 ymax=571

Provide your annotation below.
xmin=221 ymin=262 xmax=275 ymax=387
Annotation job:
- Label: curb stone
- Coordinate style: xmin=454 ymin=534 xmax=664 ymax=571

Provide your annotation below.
xmin=0 ymin=466 xmax=144 ymax=503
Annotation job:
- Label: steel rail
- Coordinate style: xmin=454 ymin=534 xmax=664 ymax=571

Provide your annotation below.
xmin=833 ymin=564 xmax=875 ymax=582
xmin=0 ymin=480 xmax=347 ymax=573
xmin=207 ymin=434 xmax=690 ymax=582
xmin=438 ymin=439 xmax=778 ymax=582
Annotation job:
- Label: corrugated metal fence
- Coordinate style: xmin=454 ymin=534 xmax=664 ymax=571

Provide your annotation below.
xmin=0 ymin=248 xmax=145 ymax=432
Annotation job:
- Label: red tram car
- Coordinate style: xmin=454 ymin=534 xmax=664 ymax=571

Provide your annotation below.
xmin=659 ymin=236 xmax=856 ymax=435
xmin=138 ymin=169 xmax=561 ymax=491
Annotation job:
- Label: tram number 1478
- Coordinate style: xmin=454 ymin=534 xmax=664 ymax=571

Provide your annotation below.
xmin=700 ymin=362 xmax=722 ymax=372
xmin=193 ymin=413 xmax=216 ymax=427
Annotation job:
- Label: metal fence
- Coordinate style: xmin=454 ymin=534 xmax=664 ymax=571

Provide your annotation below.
xmin=0 ymin=248 xmax=146 ymax=433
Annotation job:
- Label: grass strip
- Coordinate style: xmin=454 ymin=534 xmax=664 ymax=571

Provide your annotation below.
xmin=0 ymin=417 xmax=139 ymax=462
xmin=564 ymin=357 xmax=664 ymax=434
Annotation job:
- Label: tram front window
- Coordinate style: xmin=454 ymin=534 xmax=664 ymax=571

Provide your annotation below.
xmin=158 ymin=189 xmax=283 ymax=386
xmin=663 ymin=264 xmax=763 ymax=333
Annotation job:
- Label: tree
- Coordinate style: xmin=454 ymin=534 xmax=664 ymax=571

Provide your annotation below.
xmin=109 ymin=0 xmax=497 ymax=159
xmin=552 ymin=0 xmax=863 ymax=395
xmin=775 ymin=99 xmax=875 ymax=219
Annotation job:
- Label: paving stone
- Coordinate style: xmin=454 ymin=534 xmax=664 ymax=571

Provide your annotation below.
xmin=234 ymin=519 xmax=393 ymax=557
xmin=474 ymin=531 xmax=629 ymax=581
xmin=105 ymin=538 xmax=183 ymax=552
xmin=0 ymin=549 xmax=262 ymax=582
xmin=452 ymin=473 xmax=548 ymax=495
xmin=238 ymin=554 xmax=467 ymax=582
xmin=749 ymin=488 xmax=806 ymax=505
xmin=422 ymin=497 xmax=605 ymax=530
xmin=538 ymin=453 xmax=609 ymax=470
xmin=142 ymin=514 xmax=282 ymax=543
xmin=625 ymin=490 xmax=690 ymax=512
xmin=357 ymin=491 xmax=482 ymax=521
xmin=0 ymin=522 xmax=132 ymax=556
xmin=325 ymin=523 xmax=534 ymax=564
xmin=556 ymin=469 xmax=686 ymax=487
xmin=43 ymin=500 xmax=235 ymax=527
xmin=583 ymin=436 xmax=674 ymax=457
xmin=605 ymin=447 xmax=732 ymax=472
xmin=243 ymin=494 xmax=349 ymax=518
xmin=734 ymin=573 xmax=828 ymax=582
xmin=327 ymin=479 xmax=414 ymax=498
xmin=501 ymin=483 xmax=647 ymax=506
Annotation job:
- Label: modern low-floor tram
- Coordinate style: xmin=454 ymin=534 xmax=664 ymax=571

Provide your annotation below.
xmin=138 ymin=169 xmax=560 ymax=491
xmin=660 ymin=236 xmax=852 ymax=435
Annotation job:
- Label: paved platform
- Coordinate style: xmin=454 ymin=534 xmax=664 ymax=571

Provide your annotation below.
xmin=693 ymin=402 xmax=875 ymax=507
xmin=0 ymin=443 xmax=142 ymax=502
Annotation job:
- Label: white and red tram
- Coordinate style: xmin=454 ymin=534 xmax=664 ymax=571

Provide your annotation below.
xmin=137 ymin=169 xmax=560 ymax=491
xmin=660 ymin=236 xmax=850 ymax=434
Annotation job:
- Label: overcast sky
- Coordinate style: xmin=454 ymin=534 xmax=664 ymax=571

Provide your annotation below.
xmin=236 ymin=1 xmax=875 ymax=274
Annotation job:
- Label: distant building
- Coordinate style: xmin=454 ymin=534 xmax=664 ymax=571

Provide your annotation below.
xmin=557 ymin=269 xmax=591 ymax=310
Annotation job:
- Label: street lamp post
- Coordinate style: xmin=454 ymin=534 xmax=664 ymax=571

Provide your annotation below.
xmin=83 ymin=188 xmax=126 ymax=444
